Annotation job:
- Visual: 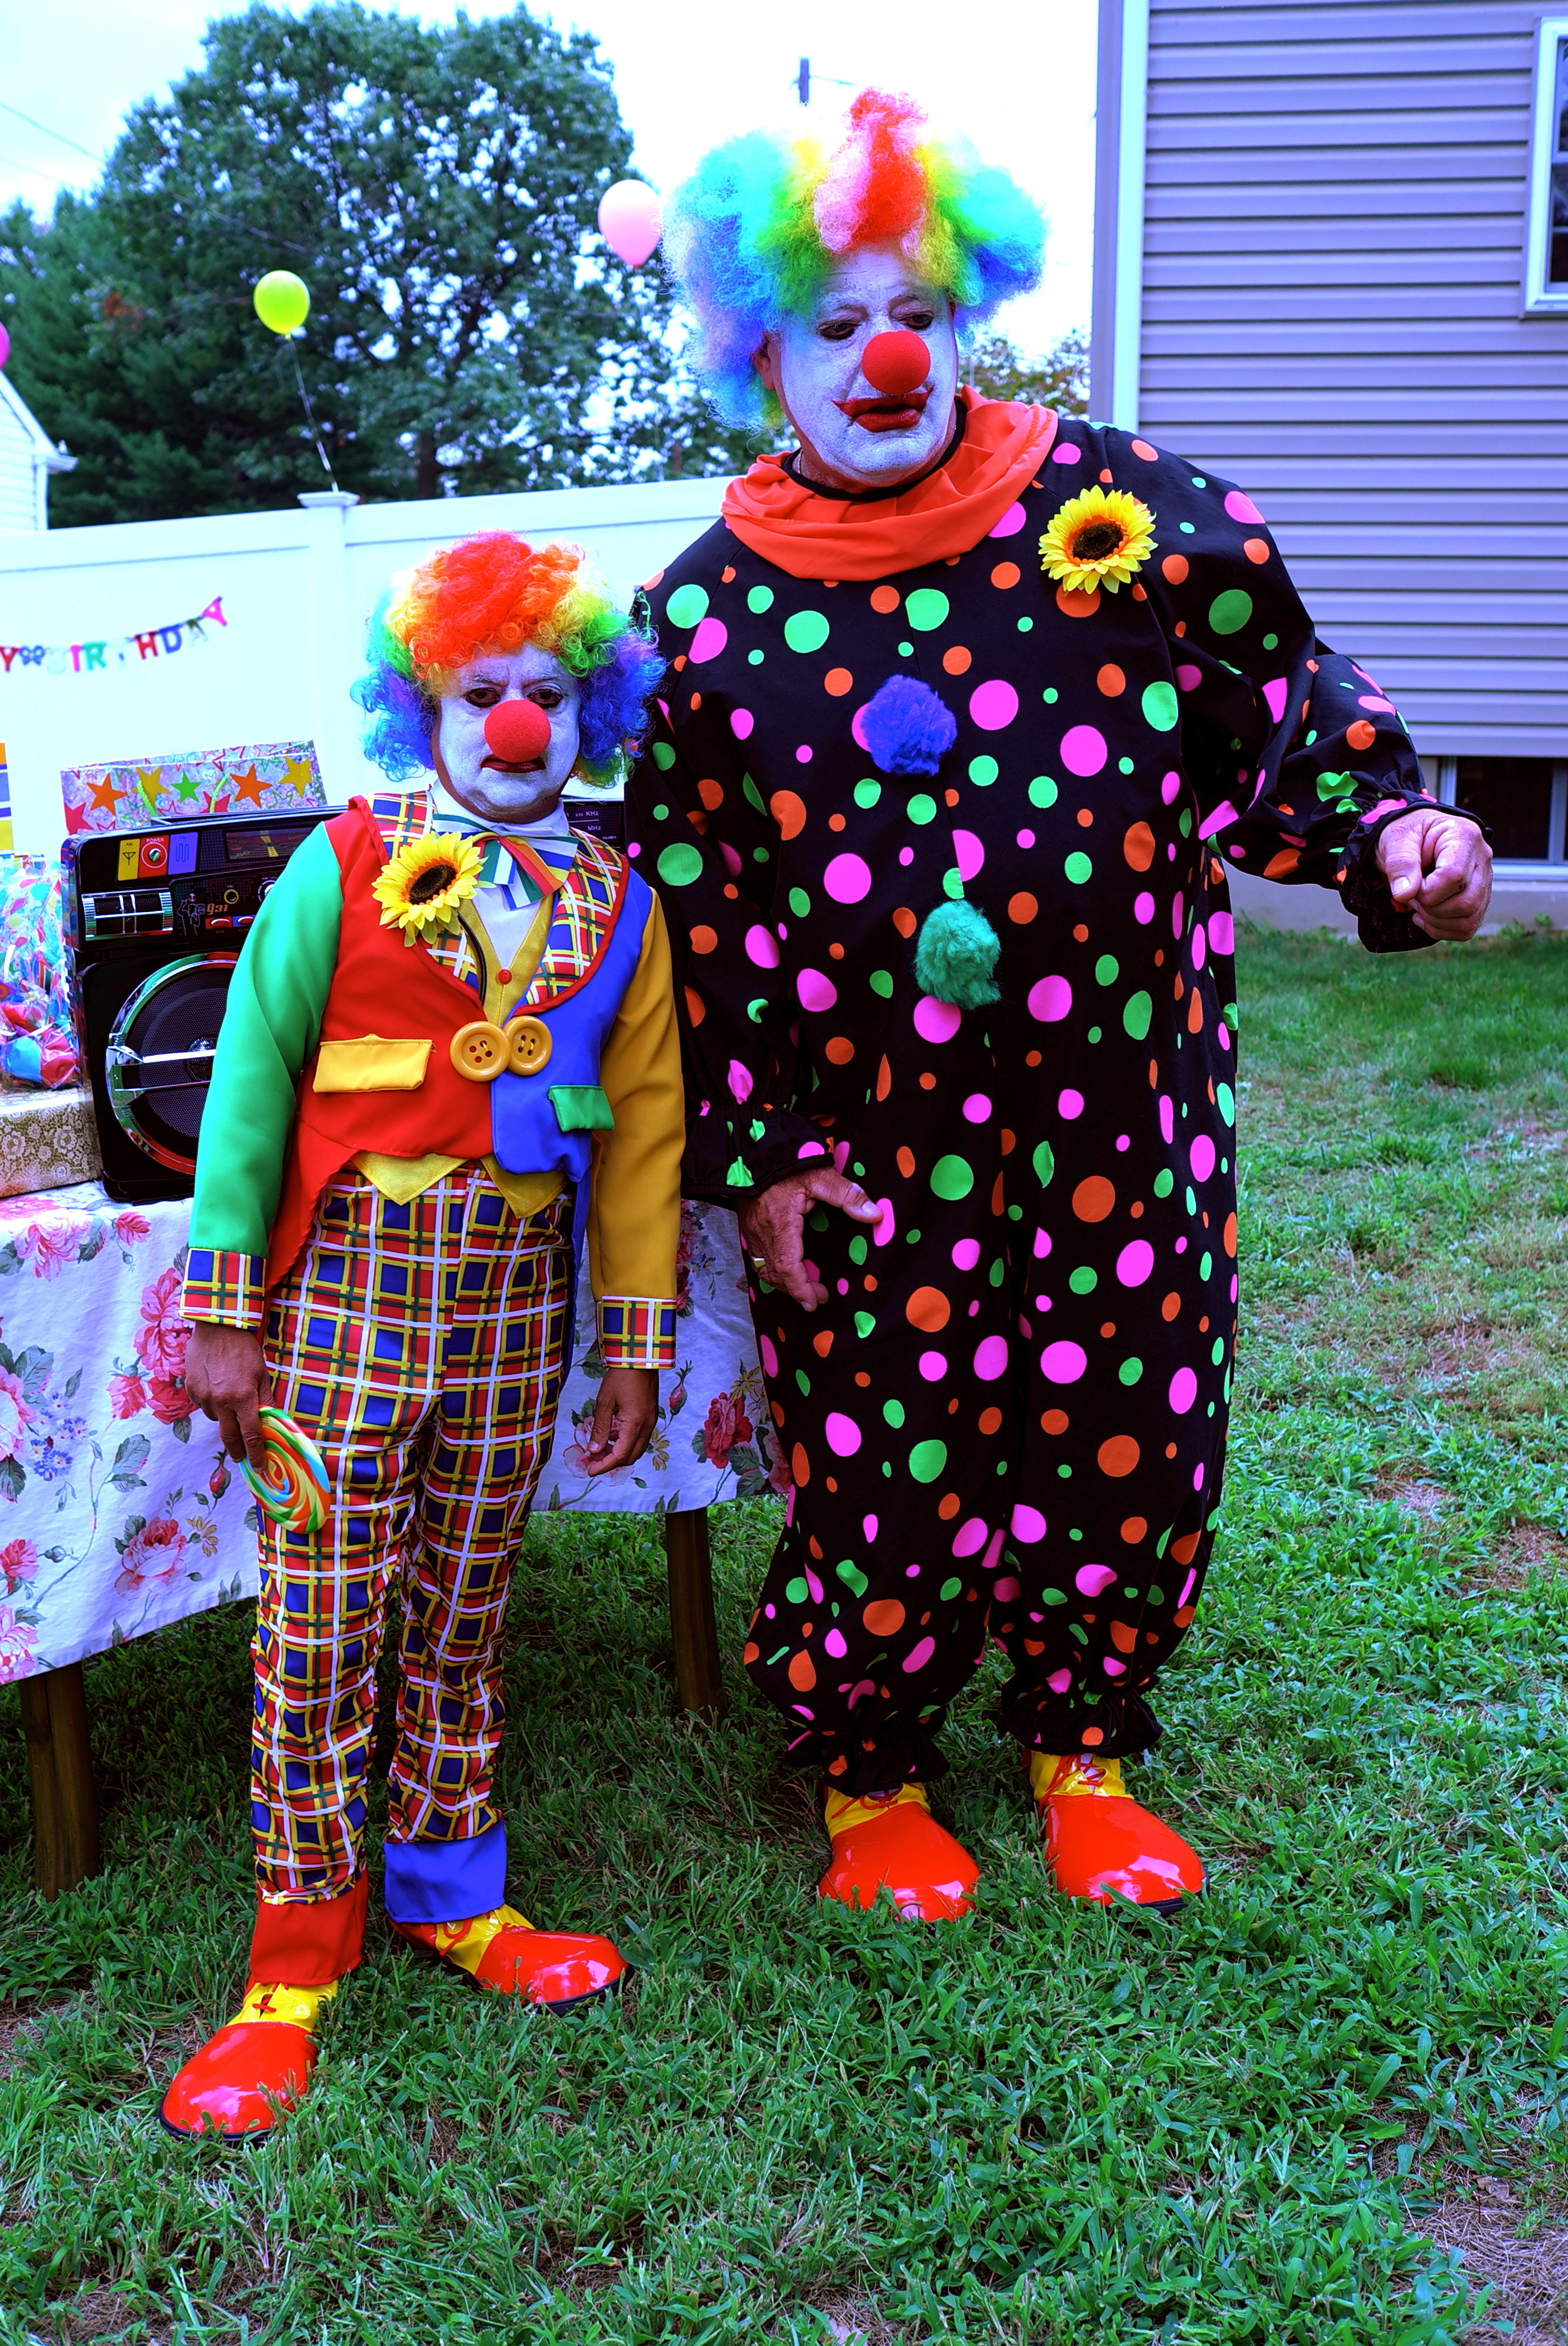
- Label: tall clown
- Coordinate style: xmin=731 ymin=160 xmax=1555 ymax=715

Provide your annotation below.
xmin=163 ymin=533 xmax=682 ymax=2140
xmin=631 ymin=92 xmax=1492 ymax=1922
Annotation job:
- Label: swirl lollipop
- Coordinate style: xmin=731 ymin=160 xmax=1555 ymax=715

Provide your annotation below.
xmin=244 ymin=1406 xmax=330 ymax=1533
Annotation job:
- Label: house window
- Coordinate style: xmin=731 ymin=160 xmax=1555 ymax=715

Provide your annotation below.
xmin=1446 ymin=757 xmax=1567 ymax=863
xmin=1525 ymin=17 xmax=1568 ymax=310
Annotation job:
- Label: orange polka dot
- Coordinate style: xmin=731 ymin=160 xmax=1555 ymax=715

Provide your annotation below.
xmin=1073 ymin=923 xmax=1089 ymax=942
xmin=720 ymin=565 xmax=736 ymax=582
xmin=824 ymin=1036 xmax=854 ymax=1064
xmin=1123 ymin=820 xmax=1155 ymax=872
xmin=906 ymin=1286 xmax=951 ymax=1332
xmin=1120 ymin=1516 xmax=1147 ymax=1544
xmin=937 ymin=1493 xmax=961 ymax=1520
xmin=1026 ymin=1049 xmax=1041 ymax=1066
xmin=1110 ymin=1620 xmax=1139 ymax=1653
xmin=877 ymin=1056 xmax=893 ymax=1102
xmin=790 ymin=1443 xmax=811 ymax=1486
xmin=643 ymin=569 xmax=664 ymax=591
xmin=1080 ymin=1724 xmax=1104 ymax=1746
xmin=863 ymin=1599 xmax=904 ymax=1637
xmin=1161 ymin=1293 xmax=1180 ymax=1321
xmin=1096 ymin=663 xmax=1126 ymax=697
xmin=1173 ymin=1605 xmax=1196 ymax=1627
xmin=689 ymin=926 xmax=717 ymax=955
xmin=1073 ymin=1176 xmax=1116 ymax=1222
xmin=1097 ymin=1435 xmax=1141 ymax=1478
xmin=1161 ymin=554 xmax=1189 ymax=585
xmin=990 ymin=561 xmax=1020 ymax=589
xmin=1188 ymin=988 xmax=1203 ymax=1034
xmin=671 ymin=653 xmax=687 ymax=671
xmin=770 ymin=790 xmax=808 ymax=840
xmin=892 ymin=907 xmax=917 ymax=939
xmin=942 ymin=644 xmax=972 ymax=674
xmin=742 ymin=1641 xmax=760 ymax=1665
xmin=689 ymin=692 xmax=701 ymax=711
xmin=1130 ymin=438 xmax=1158 ymax=461
xmin=1041 ymin=1409 xmax=1069 ymax=1435
xmin=1242 ymin=538 xmax=1270 ymax=565
xmin=1008 ymin=891 xmax=1038 ymax=924
xmin=812 ymin=1329 xmax=833 ymax=1357
xmin=870 ymin=584 xmax=900 ymax=613
xmin=1056 ymin=586 xmax=1099 ymax=619
xmin=788 ymin=1649 xmax=817 ymax=1691
xmin=944 ymin=789 xmax=960 ymax=807
xmin=1223 ymin=1211 xmax=1239 ymax=1257
xmin=978 ymin=1407 xmax=1003 ymax=1435
xmin=828 ymin=814 xmax=846 ymax=833
xmin=1076 ymin=808 xmax=1094 ymax=828
xmin=697 ymin=777 xmax=724 ymax=811
xmin=1099 ymin=468 xmax=1113 ymax=483
xmin=1171 ymin=1532 xmax=1202 ymax=1565
xmin=1264 ymin=849 xmax=1299 ymax=879
xmin=1346 ymin=719 xmax=1377 ymax=752
xmin=919 ymin=1072 xmax=937 ymax=1090
xmin=824 ymin=667 xmax=853 ymax=696
xmin=683 ymin=986 xmax=704 ymax=1026
xmin=896 ymin=1145 xmax=916 ymax=1178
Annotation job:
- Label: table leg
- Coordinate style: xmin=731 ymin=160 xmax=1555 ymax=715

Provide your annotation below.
xmin=19 ymin=1661 xmax=101 ymax=1899
xmin=664 ymin=1507 xmax=726 ymax=1719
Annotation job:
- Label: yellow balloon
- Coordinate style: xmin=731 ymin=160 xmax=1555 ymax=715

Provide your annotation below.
xmin=253 ymin=270 xmax=311 ymax=336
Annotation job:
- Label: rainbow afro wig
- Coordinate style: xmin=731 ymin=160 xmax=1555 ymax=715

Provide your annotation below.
xmin=353 ymin=531 xmax=665 ymax=786
xmin=664 ymin=88 xmax=1045 ymax=429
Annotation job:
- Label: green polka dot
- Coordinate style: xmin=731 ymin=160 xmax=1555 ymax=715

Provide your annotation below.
xmin=931 ymin=1154 xmax=974 ymax=1200
xmin=1043 ymin=686 xmax=1059 ymax=704
xmin=1119 ymin=1357 xmax=1143 ymax=1386
xmin=1191 ymin=476 xmax=1207 ymax=488
xmin=785 ymin=1574 xmax=810 ymax=1602
xmin=748 ymin=649 xmax=764 ymax=665
xmin=742 ymin=773 xmax=766 ymax=813
xmin=651 ymin=741 xmax=675 ymax=770
xmin=1095 ymin=954 xmax=1119 ymax=986
xmin=657 ymin=842 xmax=703 ymax=887
xmin=989 ymin=1256 xmax=1005 ymax=1285
xmin=787 ymin=887 xmax=811 ymax=918
xmin=942 ymin=867 xmax=965 ymax=901
xmin=836 ymin=1559 xmax=868 ymax=1595
xmin=870 ymin=969 xmax=893 ymax=997
xmin=1209 ymin=589 xmax=1253 ymax=636
xmin=1122 ymin=990 xmax=1152 ymax=1040
xmin=1153 ymin=1168 xmax=1174 ymax=1198
xmin=783 ymin=609 xmax=830 ymax=654
xmin=1068 ymin=1266 xmax=1097 ymax=1294
xmin=1017 ymin=616 xmax=1034 ymax=633
xmin=1200 ymin=1252 xmax=1213 ymax=1281
xmin=652 ymin=803 xmax=669 ymax=822
xmin=909 ymin=1439 xmax=948 ymax=1483
xmin=1186 ymin=1186 xmax=1198 ymax=1215
xmin=1087 ymin=1026 xmax=1102 ymax=1044
xmin=854 ymin=778 xmax=882 ymax=808
xmin=1217 ymin=1082 xmax=1235 ymax=1127
xmin=1141 ymin=681 xmax=1179 ymax=732
xmin=908 ymin=794 xmax=937 ymax=825
xmin=969 ymin=756 xmax=999 ymax=785
xmin=898 ymin=640 xmax=914 ymax=657
xmin=1029 ymin=775 xmax=1059 ymax=808
xmin=665 ymin=583 xmax=709 ymax=629
xmin=854 ymin=1311 xmax=876 ymax=1338
xmin=939 ymin=1576 xmax=964 ymax=1602
xmin=848 ymin=1235 xmax=867 ymax=1265
xmin=884 ymin=1398 xmax=905 ymax=1429
xmin=1179 ymin=808 xmax=1193 ymax=837
xmin=1212 ymin=1338 xmax=1227 ymax=1365
xmin=1032 ymin=1140 xmax=1055 ymax=1187
xmin=1064 ymin=851 xmax=1093 ymax=884
xmin=1262 ymin=632 xmax=1279 ymax=650
xmin=904 ymin=588 xmax=949 ymax=632
xmin=1118 ymin=757 xmax=1135 ymax=775
xmin=747 ymin=584 xmax=775 ymax=613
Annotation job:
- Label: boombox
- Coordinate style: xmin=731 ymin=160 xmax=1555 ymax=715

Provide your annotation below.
xmin=63 ymin=809 xmax=330 ymax=1202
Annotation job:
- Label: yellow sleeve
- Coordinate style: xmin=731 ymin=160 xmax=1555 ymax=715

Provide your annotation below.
xmin=587 ymin=890 xmax=684 ymax=1369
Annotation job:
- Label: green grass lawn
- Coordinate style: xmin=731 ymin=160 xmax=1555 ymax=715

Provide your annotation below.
xmin=5 ymin=926 xmax=1568 ymax=2346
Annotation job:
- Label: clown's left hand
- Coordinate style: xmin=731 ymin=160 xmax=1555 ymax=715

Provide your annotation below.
xmin=1376 ymin=808 xmax=1492 ymax=941
xmin=580 ymin=1367 xmax=659 ymax=1476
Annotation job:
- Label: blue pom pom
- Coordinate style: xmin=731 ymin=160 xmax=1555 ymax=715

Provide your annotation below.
xmin=860 ymin=675 xmax=957 ymax=777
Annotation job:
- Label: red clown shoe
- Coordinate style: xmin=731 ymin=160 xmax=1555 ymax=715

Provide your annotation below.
xmin=389 ymin=1906 xmax=627 ymax=2009
xmin=818 ymin=1784 xmax=979 ymax=1920
xmin=1031 ymin=1752 xmax=1203 ymax=1915
xmin=159 ymin=1982 xmax=333 ymax=2142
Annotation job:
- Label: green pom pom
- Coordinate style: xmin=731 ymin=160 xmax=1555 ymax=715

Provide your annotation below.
xmin=914 ymin=898 xmax=1000 ymax=1009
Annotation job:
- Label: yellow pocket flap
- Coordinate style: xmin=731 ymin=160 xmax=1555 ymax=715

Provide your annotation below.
xmin=313 ymin=1036 xmax=432 ymax=1093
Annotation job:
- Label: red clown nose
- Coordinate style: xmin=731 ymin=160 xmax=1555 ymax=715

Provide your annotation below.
xmin=860 ymin=330 xmax=931 ymax=397
xmin=483 ymin=698 xmax=553 ymax=764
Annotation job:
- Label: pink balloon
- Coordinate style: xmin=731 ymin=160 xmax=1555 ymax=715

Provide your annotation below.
xmin=0 ymin=324 xmax=9 ymax=369
xmin=597 ymin=180 xmax=662 ymax=267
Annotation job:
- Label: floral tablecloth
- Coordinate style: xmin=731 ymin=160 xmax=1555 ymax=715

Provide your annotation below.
xmin=0 ymin=1186 xmax=769 ymax=1687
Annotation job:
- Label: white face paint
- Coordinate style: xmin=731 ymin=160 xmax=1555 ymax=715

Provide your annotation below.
xmin=432 ymin=642 xmax=582 ymax=828
xmin=754 ymin=243 xmax=959 ymax=493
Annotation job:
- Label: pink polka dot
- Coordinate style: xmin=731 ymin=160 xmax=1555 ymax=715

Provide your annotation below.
xmin=727 ymin=1058 xmax=753 ymax=1102
xmin=1058 ymin=1090 xmax=1084 ymax=1120
xmin=1051 ymin=443 xmax=1082 ymax=465
xmin=902 ymin=1635 xmax=937 ymax=1674
xmin=796 ymin=744 xmax=812 ymax=763
xmin=993 ymin=1575 xmax=1021 ymax=1601
xmin=951 ymin=1517 xmax=990 ymax=1556
xmin=1161 ymin=772 xmax=1181 ymax=803
xmin=1358 ymin=694 xmax=1396 ymax=713
xmin=953 ymin=828 xmax=985 ymax=880
xmin=988 ymin=500 xmax=1027 ymax=537
xmin=1191 ymin=923 xmax=1207 ymax=969
xmin=1171 ymin=893 xmax=1186 ymax=940
xmin=1169 ymin=1366 xmax=1198 ymax=1414
xmin=743 ymin=924 xmax=779 ymax=968
xmin=1027 ymin=974 xmax=1072 ymax=1023
xmin=825 ymin=1628 xmax=848 ymax=1658
xmin=1116 ymin=1239 xmax=1155 ymax=1287
xmin=1224 ymin=488 xmax=1265 ymax=526
xmin=1190 ymin=1134 xmax=1216 ymax=1182
xmin=1041 ymin=1339 xmax=1087 ymax=1383
xmin=797 ymin=968 xmax=837 ymax=1013
xmin=1262 ymin=677 xmax=1289 ymax=723
xmin=914 ymin=995 xmax=962 ymax=1044
xmin=970 ymin=679 xmax=1019 ymax=733
xmin=1134 ymin=891 xmax=1155 ymax=924
xmin=1210 ymin=911 xmax=1235 ymax=954
xmin=898 ymin=846 xmax=914 ymax=865
xmin=824 ymin=852 xmax=872 ymax=903
xmin=1116 ymin=1134 xmax=1130 ymax=1152
xmin=1032 ymin=1227 xmax=1052 ymax=1259
xmin=759 ymin=1335 xmax=778 ymax=1377
xmin=730 ymin=708 xmax=754 ymax=741
xmin=848 ymin=1678 xmax=875 ymax=1708
xmin=863 ymin=1513 xmax=878 ymax=1541
xmin=1199 ymin=798 xmax=1240 ymax=840
xmin=850 ymin=703 xmax=871 ymax=751
xmin=825 ymin=1411 xmax=861 ymax=1456
xmin=1017 ymin=828 xmax=1035 ymax=849
xmin=719 ymin=841 xmax=742 ymax=878
xmin=962 ymin=1093 xmax=992 ymax=1123
xmin=919 ymin=1350 xmax=948 ymax=1381
xmin=872 ymin=1196 xmax=895 ymax=1247
xmin=1061 ymin=724 xmax=1107 ymax=777
xmin=952 ymin=1237 xmax=981 ymax=1271
xmin=974 ymin=1335 xmax=1009 ymax=1380
xmin=1011 ymin=1502 xmax=1047 ymax=1541
xmin=1175 ymin=664 xmax=1202 ymax=693
xmin=1159 ymin=1097 xmax=1174 ymax=1143
xmin=1075 ymin=1563 xmax=1117 ymax=1596
xmin=688 ymin=616 xmax=727 ymax=663
xmin=1104 ymin=1657 xmax=1127 ymax=1678
xmin=1048 ymin=1666 xmax=1074 ymax=1691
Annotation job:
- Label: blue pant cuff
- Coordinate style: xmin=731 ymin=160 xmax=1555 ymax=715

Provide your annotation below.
xmin=383 ymin=1818 xmax=507 ymax=1924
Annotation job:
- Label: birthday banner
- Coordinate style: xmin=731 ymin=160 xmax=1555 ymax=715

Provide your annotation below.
xmin=0 ymin=595 xmax=228 ymax=680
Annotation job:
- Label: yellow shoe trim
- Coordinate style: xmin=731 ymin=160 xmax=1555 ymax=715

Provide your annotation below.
xmin=429 ymin=1904 xmax=536 ymax=1978
xmin=228 ymin=1980 xmax=338 ymax=2030
xmin=825 ymin=1783 xmax=931 ymax=1839
xmin=1028 ymin=1751 xmax=1127 ymax=1803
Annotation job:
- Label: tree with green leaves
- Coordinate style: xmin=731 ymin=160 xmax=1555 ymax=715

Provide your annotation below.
xmin=0 ymin=2 xmax=704 ymax=522
xmin=965 ymin=328 xmax=1089 ymax=414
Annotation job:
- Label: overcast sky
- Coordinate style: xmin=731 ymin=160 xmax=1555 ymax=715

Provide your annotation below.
xmin=1 ymin=0 xmax=1097 ymax=355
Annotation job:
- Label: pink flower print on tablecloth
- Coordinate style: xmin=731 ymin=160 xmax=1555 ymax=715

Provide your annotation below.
xmin=0 ymin=1366 xmax=35 ymax=1463
xmin=699 ymin=1391 xmax=753 ymax=1467
xmin=145 ymin=1375 xmax=189 ymax=1427
xmin=0 ymin=1537 xmax=36 ymax=1595
xmin=18 ymin=1214 xmax=86 ymax=1281
xmin=114 ymin=1516 xmax=186 ymax=1595
xmin=113 ymin=1211 xmax=152 ymax=1245
xmin=0 ymin=1603 xmax=36 ymax=1680
xmin=109 ymin=1372 xmax=147 ymax=1419
xmin=133 ymin=1268 xmax=190 ymax=1379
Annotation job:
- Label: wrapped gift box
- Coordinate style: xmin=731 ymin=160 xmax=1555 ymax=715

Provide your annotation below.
xmin=0 ymin=1086 xmax=102 ymax=1199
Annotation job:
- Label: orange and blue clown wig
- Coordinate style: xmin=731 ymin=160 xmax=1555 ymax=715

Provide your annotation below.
xmin=664 ymin=88 xmax=1046 ymax=430
xmin=353 ymin=531 xmax=665 ymax=786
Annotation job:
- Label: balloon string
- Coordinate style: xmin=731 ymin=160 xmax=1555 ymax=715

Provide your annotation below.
xmin=287 ymin=340 xmax=339 ymax=487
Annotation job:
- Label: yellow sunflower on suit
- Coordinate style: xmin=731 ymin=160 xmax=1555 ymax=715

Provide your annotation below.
xmin=1039 ymin=485 xmax=1157 ymax=595
xmin=371 ymin=831 xmax=484 ymax=945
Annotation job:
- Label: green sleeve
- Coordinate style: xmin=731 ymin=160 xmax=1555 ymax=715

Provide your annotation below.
xmin=188 ymin=820 xmax=344 ymax=1256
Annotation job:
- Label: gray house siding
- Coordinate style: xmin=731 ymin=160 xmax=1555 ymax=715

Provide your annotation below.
xmin=1094 ymin=0 xmax=1568 ymax=769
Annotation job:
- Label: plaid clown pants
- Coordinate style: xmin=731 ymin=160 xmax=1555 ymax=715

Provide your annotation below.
xmin=250 ymin=1166 xmax=571 ymax=1911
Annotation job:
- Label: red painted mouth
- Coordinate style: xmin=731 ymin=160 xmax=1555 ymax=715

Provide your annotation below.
xmin=836 ymin=390 xmax=930 ymax=433
xmin=480 ymin=754 xmax=546 ymax=775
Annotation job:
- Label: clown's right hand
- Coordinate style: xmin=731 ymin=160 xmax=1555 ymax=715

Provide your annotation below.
xmin=737 ymin=1168 xmax=882 ymax=1311
xmin=183 ymin=1323 xmax=272 ymax=1471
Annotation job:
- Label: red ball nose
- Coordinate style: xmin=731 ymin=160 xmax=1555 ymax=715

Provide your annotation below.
xmin=860 ymin=330 xmax=931 ymax=398
xmin=483 ymin=699 xmax=553 ymax=765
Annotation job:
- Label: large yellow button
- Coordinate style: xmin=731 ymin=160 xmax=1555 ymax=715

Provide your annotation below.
xmin=450 ymin=1020 xmax=509 ymax=1081
xmin=507 ymin=1016 xmax=553 ymax=1076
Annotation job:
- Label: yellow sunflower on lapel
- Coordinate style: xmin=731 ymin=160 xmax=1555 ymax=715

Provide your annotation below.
xmin=372 ymin=831 xmax=484 ymax=946
xmin=1040 ymin=486 xmax=1157 ymax=596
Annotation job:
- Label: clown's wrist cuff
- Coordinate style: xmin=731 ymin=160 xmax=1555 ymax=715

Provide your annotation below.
xmin=182 ymin=1247 xmax=267 ymax=1334
xmin=598 ymin=1296 xmax=679 ymax=1371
